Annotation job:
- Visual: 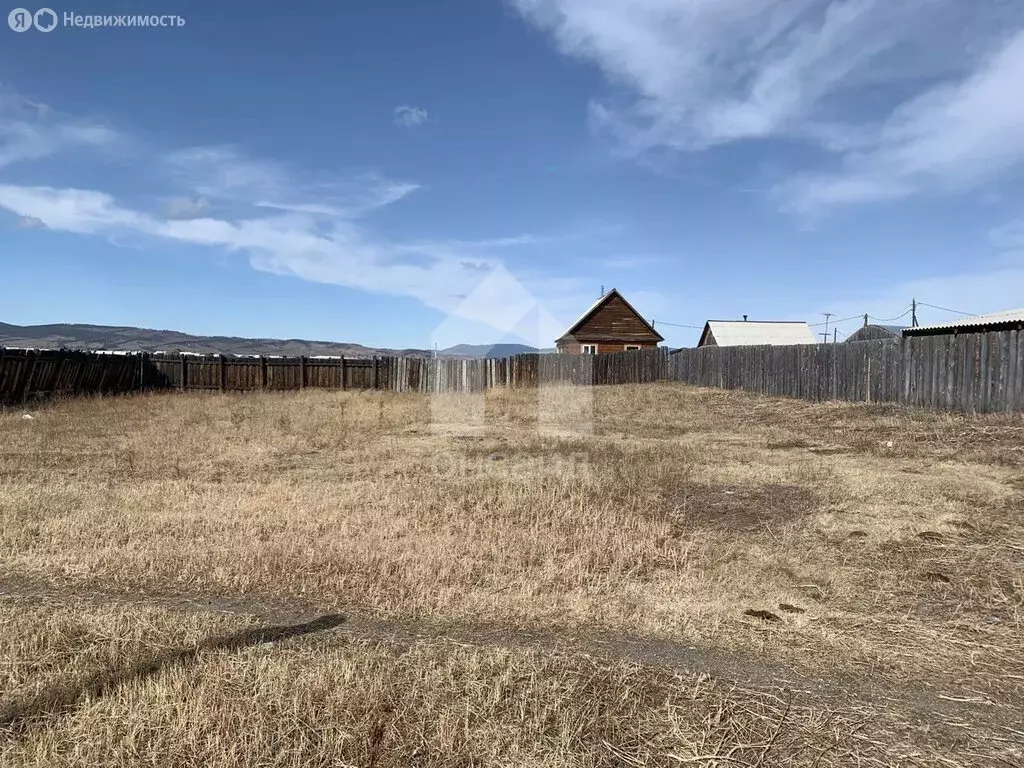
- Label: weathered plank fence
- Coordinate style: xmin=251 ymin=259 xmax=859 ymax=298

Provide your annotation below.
xmin=3 ymin=330 xmax=1023 ymax=413
xmin=0 ymin=350 xmax=395 ymax=404
xmin=669 ymin=331 xmax=1024 ymax=413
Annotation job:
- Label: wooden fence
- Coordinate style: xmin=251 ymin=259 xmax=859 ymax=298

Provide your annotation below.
xmin=0 ymin=348 xmax=143 ymax=404
xmin=3 ymin=331 xmax=1023 ymax=413
xmin=669 ymin=331 xmax=1024 ymax=413
xmin=0 ymin=348 xmax=674 ymax=404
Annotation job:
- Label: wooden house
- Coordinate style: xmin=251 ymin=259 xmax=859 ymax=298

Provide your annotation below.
xmin=556 ymin=288 xmax=663 ymax=354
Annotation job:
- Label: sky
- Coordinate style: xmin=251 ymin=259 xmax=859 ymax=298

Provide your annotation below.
xmin=1 ymin=0 xmax=1023 ymax=349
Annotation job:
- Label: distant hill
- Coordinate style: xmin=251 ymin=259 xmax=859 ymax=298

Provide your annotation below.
xmin=0 ymin=321 xmax=431 ymax=358
xmin=440 ymin=343 xmax=550 ymax=358
xmin=0 ymin=322 xmax=552 ymax=359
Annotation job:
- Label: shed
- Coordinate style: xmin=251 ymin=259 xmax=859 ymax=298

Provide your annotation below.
xmin=697 ymin=319 xmax=816 ymax=347
xmin=845 ymin=324 xmax=906 ymax=343
xmin=556 ymin=289 xmax=663 ymax=354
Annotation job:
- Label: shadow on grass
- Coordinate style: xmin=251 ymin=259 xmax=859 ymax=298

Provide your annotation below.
xmin=0 ymin=613 xmax=346 ymax=734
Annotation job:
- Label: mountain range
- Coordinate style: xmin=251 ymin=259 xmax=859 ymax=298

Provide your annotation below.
xmin=0 ymin=322 xmax=545 ymax=358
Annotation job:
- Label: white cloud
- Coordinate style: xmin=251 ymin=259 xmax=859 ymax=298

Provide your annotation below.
xmin=779 ymin=30 xmax=1024 ymax=213
xmin=16 ymin=215 xmax=45 ymax=229
xmin=0 ymin=89 xmax=610 ymax=342
xmin=164 ymin=147 xmax=422 ymax=220
xmin=165 ymin=196 xmax=208 ymax=220
xmin=163 ymin=146 xmax=289 ymax=201
xmin=394 ymin=105 xmax=430 ymax=128
xmin=0 ymin=181 xmax=596 ymax=340
xmin=512 ymin=0 xmax=1024 ymax=210
xmin=0 ymin=92 xmax=116 ymax=168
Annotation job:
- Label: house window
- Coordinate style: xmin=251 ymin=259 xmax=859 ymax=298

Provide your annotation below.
xmin=581 ymin=344 xmax=598 ymax=354
xmin=624 ymin=345 xmax=641 ymax=351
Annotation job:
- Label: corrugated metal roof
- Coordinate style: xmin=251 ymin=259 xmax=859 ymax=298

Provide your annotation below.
xmin=906 ymin=308 xmax=1024 ymax=334
xmin=705 ymin=321 xmax=817 ymax=346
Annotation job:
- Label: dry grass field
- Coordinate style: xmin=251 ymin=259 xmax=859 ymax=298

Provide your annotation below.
xmin=0 ymin=383 xmax=1021 ymax=766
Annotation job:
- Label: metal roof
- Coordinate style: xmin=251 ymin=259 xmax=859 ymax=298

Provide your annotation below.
xmin=904 ymin=308 xmax=1024 ymax=335
xmin=703 ymin=320 xmax=817 ymax=346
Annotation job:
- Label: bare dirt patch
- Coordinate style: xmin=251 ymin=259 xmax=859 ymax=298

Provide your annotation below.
xmin=664 ymin=482 xmax=820 ymax=533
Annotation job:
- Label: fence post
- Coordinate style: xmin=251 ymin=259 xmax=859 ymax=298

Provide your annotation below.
xmin=260 ymin=356 xmax=267 ymax=390
xmin=299 ymin=355 xmax=306 ymax=390
xmin=20 ymin=350 xmax=38 ymax=403
xmin=865 ymin=352 xmax=871 ymax=404
xmin=52 ymin=356 xmax=67 ymax=398
xmin=372 ymin=356 xmax=378 ymax=390
xmin=180 ymin=355 xmax=187 ymax=392
xmin=72 ymin=354 xmax=87 ymax=395
xmin=219 ymin=354 xmax=226 ymax=392
xmin=96 ymin=355 xmax=111 ymax=394
xmin=340 ymin=357 xmax=346 ymax=390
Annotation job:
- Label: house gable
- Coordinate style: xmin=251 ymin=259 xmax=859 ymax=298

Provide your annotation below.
xmin=556 ymin=289 xmax=664 ymax=344
xmin=697 ymin=323 xmax=717 ymax=347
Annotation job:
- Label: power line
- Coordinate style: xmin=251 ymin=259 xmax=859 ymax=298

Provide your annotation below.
xmin=652 ymin=320 xmax=705 ymax=330
xmin=916 ymin=301 xmax=976 ymax=317
xmin=809 ymin=314 xmax=862 ymax=327
xmin=868 ymin=306 xmax=913 ymax=323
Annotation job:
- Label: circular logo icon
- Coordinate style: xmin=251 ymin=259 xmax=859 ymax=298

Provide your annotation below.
xmin=8 ymin=7 xmax=33 ymax=31
xmin=33 ymin=7 xmax=57 ymax=31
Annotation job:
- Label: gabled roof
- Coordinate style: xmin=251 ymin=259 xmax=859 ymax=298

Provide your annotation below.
xmin=903 ymin=307 xmax=1024 ymax=336
xmin=556 ymin=288 xmax=664 ymax=343
xmin=700 ymin=320 xmax=816 ymax=347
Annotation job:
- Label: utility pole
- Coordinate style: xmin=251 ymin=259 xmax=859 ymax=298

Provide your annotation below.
xmin=820 ymin=312 xmax=833 ymax=344
xmin=863 ymin=313 xmax=869 ymax=327
xmin=834 ymin=328 xmax=838 ymax=343
xmin=911 ymin=298 xmax=918 ymax=327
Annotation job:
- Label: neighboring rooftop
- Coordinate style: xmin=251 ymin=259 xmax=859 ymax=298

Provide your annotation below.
xmin=845 ymin=324 xmax=907 ymax=343
xmin=698 ymin=320 xmax=817 ymax=347
xmin=903 ymin=308 xmax=1024 ymax=336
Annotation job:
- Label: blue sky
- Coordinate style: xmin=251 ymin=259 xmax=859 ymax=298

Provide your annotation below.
xmin=2 ymin=0 xmax=1023 ymax=349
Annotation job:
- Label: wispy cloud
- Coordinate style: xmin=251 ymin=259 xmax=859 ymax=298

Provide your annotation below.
xmin=0 ymin=88 xmax=623 ymax=340
xmin=165 ymin=196 xmax=208 ymax=220
xmin=512 ymin=0 xmax=1024 ymax=211
xmin=777 ymin=30 xmax=1024 ymax=214
xmin=0 ymin=106 xmax=593 ymax=339
xmin=16 ymin=215 xmax=45 ymax=229
xmin=164 ymin=147 xmax=422 ymax=219
xmin=0 ymin=91 xmax=116 ymax=169
xmin=0 ymin=183 xmax=497 ymax=313
xmin=394 ymin=105 xmax=430 ymax=128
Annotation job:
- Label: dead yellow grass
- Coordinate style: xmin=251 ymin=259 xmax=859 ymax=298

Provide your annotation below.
xmin=0 ymin=384 xmax=1022 ymax=764
xmin=0 ymin=603 xmax=991 ymax=767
